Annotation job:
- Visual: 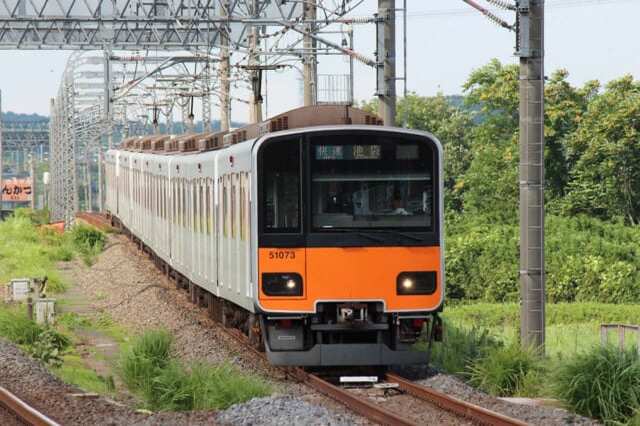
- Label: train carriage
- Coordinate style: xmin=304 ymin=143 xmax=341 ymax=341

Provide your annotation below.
xmin=105 ymin=105 xmax=444 ymax=366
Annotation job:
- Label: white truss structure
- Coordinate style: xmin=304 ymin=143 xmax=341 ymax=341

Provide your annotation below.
xmin=44 ymin=0 xmax=375 ymax=226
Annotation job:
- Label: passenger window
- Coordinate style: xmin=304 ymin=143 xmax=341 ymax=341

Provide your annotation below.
xmin=231 ymin=175 xmax=237 ymax=238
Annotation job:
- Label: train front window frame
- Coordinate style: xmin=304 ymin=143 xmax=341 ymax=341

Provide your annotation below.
xmin=309 ymin=134 xmax=434 ymax=232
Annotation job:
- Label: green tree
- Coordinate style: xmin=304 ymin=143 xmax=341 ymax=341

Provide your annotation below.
xmin=460 ymin=60 xmax=520 ymax=221
xmin=358 ymin=94 xmax=475 ymax=211
xmin=396 ymin=93 xmax=474 ymax=211
xmin=562 ymin=76 xmax=640 ymax=223
xmin=543 ymin=71 xmax=600 ymax=205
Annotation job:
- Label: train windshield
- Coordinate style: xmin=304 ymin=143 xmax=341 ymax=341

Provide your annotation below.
xmin=310 ymin=134 xmax=434 ymax=231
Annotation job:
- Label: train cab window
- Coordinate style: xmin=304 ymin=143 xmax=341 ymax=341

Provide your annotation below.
xmin=260 ymin=139 xmax=301 ymax=233
xmin=311 ymin=134 xmax=434 ymax=231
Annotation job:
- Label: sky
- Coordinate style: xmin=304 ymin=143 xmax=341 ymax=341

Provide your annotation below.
xmin=0 ymin=0 xmax=638 ymax=122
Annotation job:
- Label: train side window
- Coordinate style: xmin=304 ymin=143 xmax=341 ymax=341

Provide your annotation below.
xmin=223 ymin=176 xmax=229 ymax=238
xmin=240 ymin=173 xmax=248 ymax=241
xmin=260 ymin=139 xmax=301 ymax=233
xmin=199 ymin=181 xmax=205 ymax=235
xmin=231 ymin=174 xmax=237 ymax=238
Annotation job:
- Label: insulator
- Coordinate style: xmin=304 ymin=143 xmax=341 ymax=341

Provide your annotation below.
xmin=484 ymin=0 xmax=516 ymax=11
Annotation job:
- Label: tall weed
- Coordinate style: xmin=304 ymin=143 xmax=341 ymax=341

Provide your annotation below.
xmin=468 ymin=344 xmax=543 ymax=397
xmin=552 ymin=345 xmax=640 ymax=424
xmin=120 ymin=329 xmax=271 ymax=411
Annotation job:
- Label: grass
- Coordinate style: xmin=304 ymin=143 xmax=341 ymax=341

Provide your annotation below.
xmin=468 ymin=344 xmax=544 ymax=397
xmin=552 ymin=345 xmax=640 ymax=424
xmin=0 ymin=210 xmax=107 ymax=294
xmin=54 ymin=354 xmax=116 ymax=395
xmin=0 ymin=303 xmax=43 ymax=345
xmin=120 ymin=329 xmax=272 ymax=411
xmin=434 ymin=302 xmax=640 ymax=423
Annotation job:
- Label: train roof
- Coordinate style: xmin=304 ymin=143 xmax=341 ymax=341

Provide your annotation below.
xmin=115 ymin=105 xmax=384 ymax=155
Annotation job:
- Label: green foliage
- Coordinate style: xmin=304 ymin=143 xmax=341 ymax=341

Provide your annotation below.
xmin=446 ymin=214 xmax=640 ymax=303
xmin=0 ymin=304 xmax=70 ymax=367
xmin=120 ymin=329 xmax=271 ymax=411
xmin=468 ymin=344 xmax=543 ymax=397
xmin=0 ymin=215 xmax=73 ymax=293
xmin=396 ymin=93 xmax=474 ymax=211
xmin=427 ymin=320 xmax=502 ymax=375
xmin=120 ymin=330 xmax=172 ymax=392
xmin=0 ymin=304 xmax=43 ymax=345
xmin=562 ymin=76 xmax=640 ymax=224
xmin=70 ymin=224 xmax=106 ymax=266
xmin=13 ymin=208 xmax=51 ymax=225
xmin=27 ymin=328 xmax=70 ymax=367
xmin=446 ymin=303 xmax=640 ymax=329
xmin=54 ymin=354 xmax=116 ymax=395
xmin=552 ymin=345 xmax=640 ymax=424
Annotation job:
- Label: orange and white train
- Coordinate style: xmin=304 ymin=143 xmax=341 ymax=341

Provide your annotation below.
xmin=105 ymin=105 xmax=444 ymax=366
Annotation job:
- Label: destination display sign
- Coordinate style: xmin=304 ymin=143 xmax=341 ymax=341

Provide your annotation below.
xmin=315 ymin=145 xmax=382 ymax=160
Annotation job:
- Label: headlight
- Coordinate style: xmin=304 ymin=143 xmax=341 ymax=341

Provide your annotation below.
xmin=262 ymin=273 xmax=303 ymax=296
xmin=396 ymin=272 xmax=437 ymax=295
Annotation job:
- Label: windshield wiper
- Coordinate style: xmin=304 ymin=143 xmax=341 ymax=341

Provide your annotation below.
xmin=322 ymin=228 xmax=388 ymax=243
xmin=369 ymin=229 xmax=423 ymax=242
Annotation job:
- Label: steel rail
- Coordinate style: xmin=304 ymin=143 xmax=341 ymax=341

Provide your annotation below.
xmin=302 ymin=373 xmax=418 ymax=426
xmin=0 ymin=386 xmax=60 ymax=426
xmin=122 ymin=229 xmax=524 ymax=426
xmin=386 ymin=373 xmax=528 ymax=426
xmin=222 ymin=326 xmax=418 ymax=425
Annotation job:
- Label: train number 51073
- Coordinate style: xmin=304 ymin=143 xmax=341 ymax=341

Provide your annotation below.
xmin=268 ymin=250 xmax=296 ymax=260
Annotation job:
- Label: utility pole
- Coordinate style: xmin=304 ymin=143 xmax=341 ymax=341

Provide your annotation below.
xmin=377 ymin=0 xmax=396 ymax=126
xmin=518 ymin=0 xmax=545 ymax=353
xmin=220 ymin=0 xmax=231 ymax=131
xmin=249 ymin=0 xmax=263 ymax=123
xmin=303 ymin=0 xmax=317 ymax=106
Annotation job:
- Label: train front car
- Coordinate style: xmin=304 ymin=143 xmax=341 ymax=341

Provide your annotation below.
xmin=253 ymin=126 xmax=444 ymax=366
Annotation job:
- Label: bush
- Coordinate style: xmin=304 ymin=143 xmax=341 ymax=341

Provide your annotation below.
xmin=446 ymin=214 xmax=640 ymax=303
xmin=468 ymin=344 xmax=542 ymax=397
xmin=0 ymin=305 xmax=70 ymax=366
xmin=70 ymin=225 xmax=106 ymax=266
xmin=552 ymin=345 xmax=640 ymax=424
xmin=28 ymin=328 xmax=70 ymax=367
xmin=445 ymin=303 xmax=640 ymax=329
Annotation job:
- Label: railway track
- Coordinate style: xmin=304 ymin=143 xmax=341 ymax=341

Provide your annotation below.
xmin=117 ymin=221 xmax=528 ymax=426
xmin=222 ymin=324 xmax=527 ymax=426
xmin=0 ymin=386 xmax=60 ymax=426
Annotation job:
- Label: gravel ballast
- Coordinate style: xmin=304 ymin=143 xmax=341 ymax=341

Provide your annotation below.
xmin=217 ymin=395 xmax=354 ymax=426
xmin=0 ymin=337 xmax=216 ymax=425
xmin=57 ymin=233 xmax=368 ymax=424
xmin=417 ymin=373 xmax=598 ymax=425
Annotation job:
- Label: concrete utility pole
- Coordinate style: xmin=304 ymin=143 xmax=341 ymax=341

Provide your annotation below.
xmin=303 ymin=0 xmax=317 ymax=106
xmin=249 ymin=0 xmax=263 ymax=123
xmin=378 ymin=0 xmax=396 ymax=126
xmin=220 ymin=0 xmax=231 ymax=131
xmin=519 ymin=0 xmax=546 ymax=353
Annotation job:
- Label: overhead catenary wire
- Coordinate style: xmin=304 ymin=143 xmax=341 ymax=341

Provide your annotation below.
xmin=408 ymin=0 xmax=635 ymax=19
